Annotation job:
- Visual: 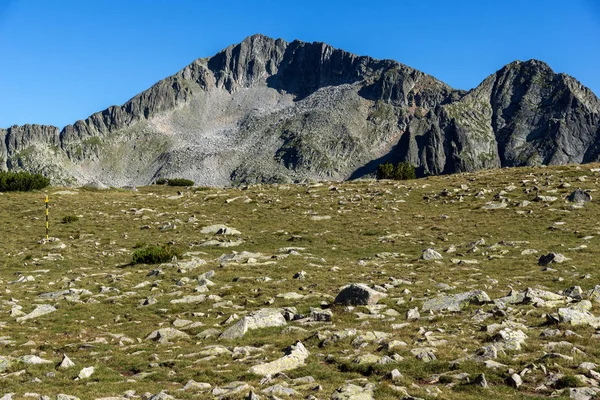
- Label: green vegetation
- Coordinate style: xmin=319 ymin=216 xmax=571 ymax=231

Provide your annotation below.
xmin=0 ymin=163 xmax=599 ymax=399
xmin=554 ymin=375 xmax=582 ymax=389
xmin=61 ymin=215 xmax=79 ymax=224
xmin=0 ymin=170 xmax=50 ymax=192
xmin=131 ymin=244 xmax=181 ymax=265
xmin=154 ymin=178 xmax=195 ymax=187
xmin=167 ymin=178 xmax=194 ymax=187
xmin=376 ymin=161 xmax=416 ymax=180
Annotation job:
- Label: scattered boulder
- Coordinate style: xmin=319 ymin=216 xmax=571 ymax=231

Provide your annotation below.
xmin=334 ymin=284 xmax=387 ymax=306
xmin=58 ymin=354 xmax=75 ymax=369
xmin=421 ymin=248 xmax=443 ymax=260
xmin=331 ymin=383 xmax=375 ymax=400
xmin=220 ymin=308 xmax=286 ymax=339
xmin=77 ymin=366 xmax=94 ymax=380
xmin=422 ymin=290 xmax=490 ymax=312
xmin=568 ymin=189 xmax=592 ymax=203
xmin=507 ymin=373 xmax=522 ymax=388
xmin=538 ymin=253 xmax=568 ymax=266
xmin=146 ymin=328 xmax=189 ymax=344
xmin=16 ymin=304 xmax=56 ymax=322
xmin=248 ymin=341 xmax=309 ymax=376
xmin=201 ymin=225 xmax=241 ymax=235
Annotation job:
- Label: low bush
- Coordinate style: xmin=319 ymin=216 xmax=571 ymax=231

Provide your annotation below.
xmin=155 ymin=178 xmax=167 ymax=185
xmin=167 ymin=178 xmax=194 ymax=187
xmin=554 ymin=375 xmax=582 ymax=389
xmin=131 ymin=245 xmax=181 ymax=265
xmin=0 ymin=171 xmax=50 ymax=192
xmin=61 ymin=215 xmax=79 ymax=224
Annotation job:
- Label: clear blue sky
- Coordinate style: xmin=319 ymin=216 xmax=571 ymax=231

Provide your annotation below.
xmin=1 ymin=0 xmax=599 ymax=128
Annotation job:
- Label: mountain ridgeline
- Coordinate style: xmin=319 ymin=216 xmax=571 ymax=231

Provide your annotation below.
xmin=2 ymin=34 xmax=599 ymax=186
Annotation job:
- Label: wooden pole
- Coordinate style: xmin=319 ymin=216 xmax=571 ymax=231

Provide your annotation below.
xmin=45 ymin=194 xmax=49 ymax=240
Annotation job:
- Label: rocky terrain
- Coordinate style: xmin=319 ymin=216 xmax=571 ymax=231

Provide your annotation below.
xmin=1 ymin=34 xmax=599 ymax=186
xmin=1 ymin=163 xmax=600 ymax=399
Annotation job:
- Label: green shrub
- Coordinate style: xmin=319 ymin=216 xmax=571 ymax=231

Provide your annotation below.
xmin=393 ymin=161 xmax=416 ymax=180
xmin=0 ymin=171 xmax=50 ymax=192
xmin=376 ymin=161 xmax=416 ymax=180
xmin=61 ymin=215 xmax=79 ymax=224
xmin=377 ymin=162 xmax=395 ymax=180
xmin=554 ymin=375 xmax=582 ymax=389
xmin=167 ymin=178 xmax=194 ymax=187
xmin=155 ymin=178 xmax=167 ymax=185
xmin=131 ymin=245 xmax=181 ymax=265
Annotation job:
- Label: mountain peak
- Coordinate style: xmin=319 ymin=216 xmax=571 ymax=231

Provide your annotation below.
xmin=1 ymin=36 xmax=599 ymax=186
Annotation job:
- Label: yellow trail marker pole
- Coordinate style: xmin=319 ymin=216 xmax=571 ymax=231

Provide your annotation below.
xmin=45 ymin=194 xmax=49 ymax=240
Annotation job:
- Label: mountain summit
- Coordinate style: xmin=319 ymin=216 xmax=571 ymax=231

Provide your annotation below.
xmin=2 ymin=34 xmax=599 ymax=186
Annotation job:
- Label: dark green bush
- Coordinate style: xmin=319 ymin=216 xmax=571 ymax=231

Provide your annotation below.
xmin=554 ymin=375 xmax=582 ymax=389
xmin=0 ymin=171 xmax=50 ymax=192
xmin=393 ymin=161 xmax=416 ymax=180
xmin=131 ymin=245 xmax=181 ymax=265
xmin=376 ymin=161 xmax=416 ymax=180
xmin=61 ymin=215 xmax=79 ymax=224
xmin=155 ymin=178 xmax=167 ymax=185
xmin=376 ymin=162 xmax=395 ymax=180
xmin=167 ymin=178 xmax=194 ymax=187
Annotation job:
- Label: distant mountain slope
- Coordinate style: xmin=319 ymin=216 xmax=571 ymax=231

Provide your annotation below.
xmin=1 ymin=34 xmax=599 ymax=186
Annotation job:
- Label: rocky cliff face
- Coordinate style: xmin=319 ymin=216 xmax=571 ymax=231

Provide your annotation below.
xmin=2 ymin=34 xmax=599 ymax=185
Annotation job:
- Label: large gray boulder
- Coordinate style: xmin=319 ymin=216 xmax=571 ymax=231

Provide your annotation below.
xmin=334 ymin=284 xmax=387 ymax=306
xmin=568 ymin=189 xmax=592 ymax=203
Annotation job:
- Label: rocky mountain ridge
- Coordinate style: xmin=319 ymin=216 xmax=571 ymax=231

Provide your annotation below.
xmin=2 ymin=34 xmax=599 ymax=186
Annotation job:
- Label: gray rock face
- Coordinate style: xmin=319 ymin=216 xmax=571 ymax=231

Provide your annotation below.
xmin=334 ymin=284 xmax=387 ymax=306
xmin=3 ymin=35 xmax=599 ymax=186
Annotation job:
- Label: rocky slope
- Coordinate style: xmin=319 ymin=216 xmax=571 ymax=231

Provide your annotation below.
xmin=2 ymin=34 xmax=599 ymax=186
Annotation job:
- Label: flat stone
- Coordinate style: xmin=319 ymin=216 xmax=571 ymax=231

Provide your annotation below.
xmin=422 ymin=290 xmax=490 ymax=312
xmin=331 ymin=383 xmax=376 ymax=400
xmin=146 ymin=328 xmax=189 ymax=344
xmin=16 ymin=304 xmax=56 ymax=322
xmin=248 ymin=341 xmax=309 ymax=376
xmin=170 ymin=295 xmax=206 ymax=304
xmin=220 ymin=308 xmax=286 ymax=339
